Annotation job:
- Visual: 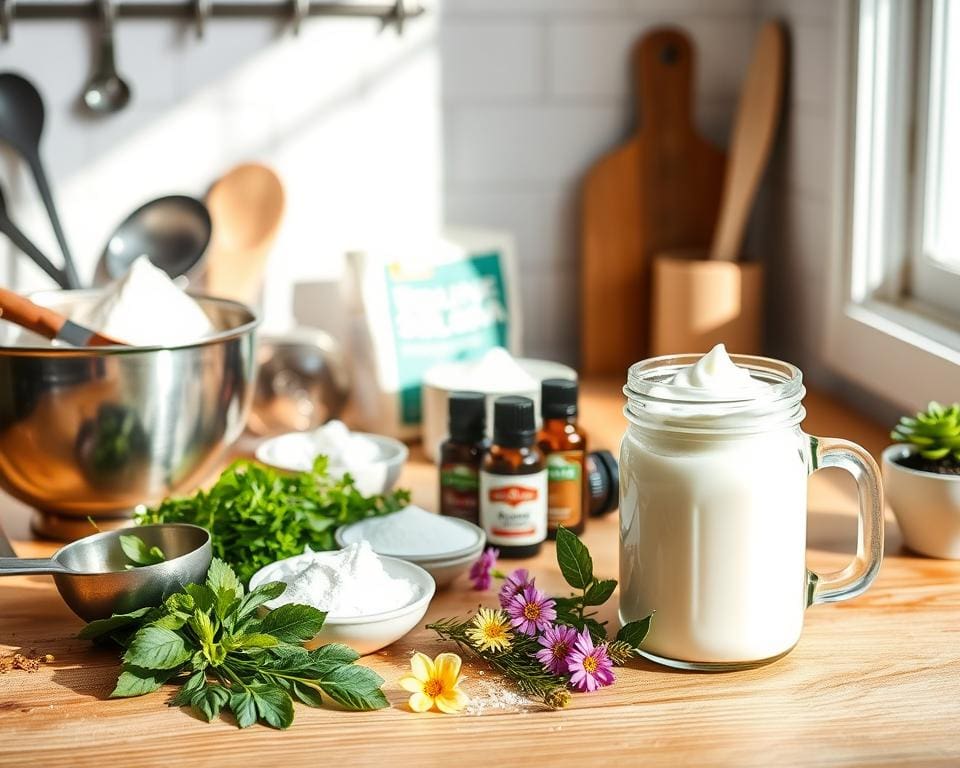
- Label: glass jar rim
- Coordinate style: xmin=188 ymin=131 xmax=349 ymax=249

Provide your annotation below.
xmin=623 ymin=353 xmax=805 ymax=435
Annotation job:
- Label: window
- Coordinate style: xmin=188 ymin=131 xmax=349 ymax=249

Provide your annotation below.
xmin=912 ymin=0 xmax=960 ymax=316
xmin=826 ymin=0 xmax=960 ymax=409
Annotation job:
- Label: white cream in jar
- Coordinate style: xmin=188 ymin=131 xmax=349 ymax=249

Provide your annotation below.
xmin=619 ymin=345 xmax=884 ymax=670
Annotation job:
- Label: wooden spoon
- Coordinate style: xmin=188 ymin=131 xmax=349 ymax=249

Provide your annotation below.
xmin=709 ymin=20 xmax=786 ymax=261
xmin=204 ymin=163 xmax=285 ymax=306
xmin=0 ymin=287 xmax=123 ymax=346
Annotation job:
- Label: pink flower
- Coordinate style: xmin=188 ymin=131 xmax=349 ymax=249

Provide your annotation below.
xmin=498 ymin=568 xmax=533 ymax=608
xmin=535 ymin=624 xmax=578 ymax=675
xmin=567 ymin=628 xmax=615 ymax=692
xmin=469 ymin=547 xmax=499 ymax=591
xmin=506 ymin=584 xmax=557 ymax=636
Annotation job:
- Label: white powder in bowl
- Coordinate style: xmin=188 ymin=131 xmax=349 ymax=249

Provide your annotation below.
xmin=271 ymin=541 xmax=419 ymax=618
xmin=344 ymin=505 xmax=481 ymax=557
xmin=258 ymin=420 xmax=380 ymax=473
xmin=73 ymin=256 xmax=214 ymax=346
xmin=435 ymin=347 xmax=538 ymax=393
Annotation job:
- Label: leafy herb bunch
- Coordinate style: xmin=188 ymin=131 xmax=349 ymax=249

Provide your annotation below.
xmin=80 ymin=559 xmax=388 ymax=729
xmin=428 ymin=527 xmax=653 ymax=708
xmin=136 ymin=458 xmax=410 ymax=583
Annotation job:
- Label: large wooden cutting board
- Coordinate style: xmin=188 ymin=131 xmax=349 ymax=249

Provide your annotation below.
xmin=580 ymin=28 xmax=726 ymax=376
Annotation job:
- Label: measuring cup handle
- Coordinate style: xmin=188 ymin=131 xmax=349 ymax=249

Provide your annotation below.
xmin=0 ymin=557 xmax=70 ymax=576
xmin=806 ymin=435 xmax=885 ymax=605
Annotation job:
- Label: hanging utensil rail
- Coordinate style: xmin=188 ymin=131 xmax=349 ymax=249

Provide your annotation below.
xmin=0 ymin=0 xmax=424 ymax=39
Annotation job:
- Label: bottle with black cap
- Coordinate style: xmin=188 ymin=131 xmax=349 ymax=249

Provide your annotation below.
xmin=537 ymin=378 xmax=588 ymax=537
xmin=439 ymin=391 xmax=488 ymax=524
xmin=480 ymin=395 xmax=547 ymax=558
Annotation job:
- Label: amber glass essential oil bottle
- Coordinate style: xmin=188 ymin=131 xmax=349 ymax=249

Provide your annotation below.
xmin=439 ymin=391 xmax=487 ymax=524
xmin=480 ymin=396 xmax=547 ymax=558
xmin=537 ymin=378 xmax=588 ymax=537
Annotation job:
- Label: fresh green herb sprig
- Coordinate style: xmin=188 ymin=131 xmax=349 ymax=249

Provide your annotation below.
xmin=891 ymin=401 xmax=960 ymax=462
xmin=135 ymin=457 xmax=410 ymax=583
xmin=119 ymin=534 xmax=165 ymax=569
xmin=80 ymin=559 xmax=388 ymax=729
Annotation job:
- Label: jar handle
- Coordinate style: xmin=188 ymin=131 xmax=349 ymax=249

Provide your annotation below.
xmin=806 ymin=435 xmax=885 ymax=605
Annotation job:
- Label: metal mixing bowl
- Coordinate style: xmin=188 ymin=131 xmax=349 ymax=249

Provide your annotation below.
xmin=0 ymin=290 xmax=259 ymax=540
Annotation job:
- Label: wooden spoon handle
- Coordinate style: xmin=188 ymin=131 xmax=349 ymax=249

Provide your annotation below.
xmin=0 ymin=285 xmax=68 ymax=340
xmin=710 ymin=21 xmax=786 ymax=261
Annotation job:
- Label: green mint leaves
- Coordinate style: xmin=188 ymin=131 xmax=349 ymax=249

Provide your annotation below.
xmin=554 ymin=526 xmax=653 ymax=654
xmin=134 ymin=458 xmax=411 ymax=583
xmin=119 ymin=534 xmax=166 ymax=568
xmin=81 ymin=558 xmax=388 ymax=729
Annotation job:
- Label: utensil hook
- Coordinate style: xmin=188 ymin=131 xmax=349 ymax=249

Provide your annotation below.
xmin=290 ymin=0 xmax=308 ymax=35
xmin=0 ymin=0 xmax=13 ymax=42
xmin=194 ymin=0 xmax=210 ymax=38
xmin=380 ymin=0 xmax=406 ymax=35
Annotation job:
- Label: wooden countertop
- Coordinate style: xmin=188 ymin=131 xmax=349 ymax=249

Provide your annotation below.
xmin=2 ymin=381 xmax=959 ymax=767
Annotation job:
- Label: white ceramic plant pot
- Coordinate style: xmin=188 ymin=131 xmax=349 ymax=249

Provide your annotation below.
xmin=882 ymin=444 xmax=960 ymax=559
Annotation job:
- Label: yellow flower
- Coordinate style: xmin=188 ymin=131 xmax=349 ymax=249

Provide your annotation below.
xmin=465 ymin=607 xmax=513 ymax=652
xmin=399 ymin=652 xmax=469 ymax=714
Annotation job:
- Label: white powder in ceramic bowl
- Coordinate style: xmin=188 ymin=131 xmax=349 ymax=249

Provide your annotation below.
xmin=270 ymin=542 xmax=419 ymax=618
xmin=343 ymin=505 xmax=481 ymax=558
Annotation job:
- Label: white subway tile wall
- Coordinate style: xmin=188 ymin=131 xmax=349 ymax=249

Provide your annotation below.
xmin=441 ymin=0 xmax=758 ymax=363
xmin=0 ymin=0 xmax=839 ymax=381
xmin=755 ymin=0 xmax=840 ymax=384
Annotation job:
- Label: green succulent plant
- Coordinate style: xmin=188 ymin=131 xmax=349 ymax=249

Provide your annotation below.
xmin=891 ymin=401 xmax=960 ymax=462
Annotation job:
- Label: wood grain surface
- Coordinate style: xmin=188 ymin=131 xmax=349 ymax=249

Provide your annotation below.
xmin=2 ymin=383 xmax=959 ymax=768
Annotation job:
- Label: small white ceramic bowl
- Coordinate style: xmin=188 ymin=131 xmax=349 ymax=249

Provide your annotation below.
xmin=335 ymin=516 xmax=485 ymax=588
xmin=255 ymin=431 xmax=408 ymax=496
xmin=249 ymin=552 xmax=435 ymax=655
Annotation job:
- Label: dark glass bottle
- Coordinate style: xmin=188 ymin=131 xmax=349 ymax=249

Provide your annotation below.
xmin=537 ymin=379 xmax=588 ymax=537
xmin=438 ymin=391 xmax=487 ymax=524
xmin=480 ymin=396 xmax=547 ymax=558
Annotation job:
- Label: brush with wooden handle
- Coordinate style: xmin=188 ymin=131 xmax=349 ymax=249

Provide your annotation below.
xmin=0 ymin=286 xmax=124 ymax=346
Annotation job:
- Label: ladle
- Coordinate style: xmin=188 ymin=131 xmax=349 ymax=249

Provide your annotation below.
xmin=94 ymin=194 xmax=212 ymax=284
xmin=0 ymin=523 xmax=212 ymax=621
xmin=0 ymin=73 xmax=81 ymax=288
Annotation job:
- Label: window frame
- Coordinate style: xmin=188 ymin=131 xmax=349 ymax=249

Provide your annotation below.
xmin=911 ymin=0 xmax=960 ymax=313
xmin=825 ymin=0 xmax=960 ymax=411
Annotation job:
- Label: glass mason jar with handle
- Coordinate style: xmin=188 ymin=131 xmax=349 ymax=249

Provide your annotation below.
xmin=618 ymin=353 xmax=884 ymax=671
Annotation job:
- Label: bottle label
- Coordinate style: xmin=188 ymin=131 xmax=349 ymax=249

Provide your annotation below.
xmin=546 ymin=450 xmax=584 ymax=530
xmin=440 ymin=463 xmax=480 ymax=522
xmin=480 ymin=470 xmax=548 ymax=546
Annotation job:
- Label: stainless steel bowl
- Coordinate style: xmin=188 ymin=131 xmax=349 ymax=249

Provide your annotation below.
xmin=0 ymin=290 xmax=259 ymax=540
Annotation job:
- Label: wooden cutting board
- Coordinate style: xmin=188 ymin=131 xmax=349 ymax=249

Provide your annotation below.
xmin=580 ymin=28 xmax=726 ymax=376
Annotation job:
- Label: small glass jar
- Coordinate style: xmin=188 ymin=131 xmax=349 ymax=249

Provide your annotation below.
xmin=619 ymin=354 xmax=884 ymax=671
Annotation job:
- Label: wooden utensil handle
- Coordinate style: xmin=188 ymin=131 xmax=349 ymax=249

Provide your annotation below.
xmin=634 ymin=28 xmax=694 ymax=133
xmin=0 ymin=285 xmax=66 ymax=340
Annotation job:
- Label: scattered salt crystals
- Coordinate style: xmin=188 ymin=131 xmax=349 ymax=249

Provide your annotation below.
xmin=344 ymin=505 xmax=480 ymax=557
xmin=461 ymin=680 xmax=538 ymax=716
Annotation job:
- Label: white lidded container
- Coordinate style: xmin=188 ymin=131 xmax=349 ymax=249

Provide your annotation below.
xmin=619 ymin=350 xmax=884 ymax=671
xmin=421 ymin=353 xmax=576 ymax=462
